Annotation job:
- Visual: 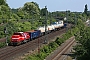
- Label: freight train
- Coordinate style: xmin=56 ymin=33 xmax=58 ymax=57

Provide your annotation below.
xmin=10 ymin=20 xmax=67 ymax=45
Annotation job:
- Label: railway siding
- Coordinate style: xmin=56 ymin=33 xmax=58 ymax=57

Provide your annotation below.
xmin=45 ymin=36 xmax=76 ymax=60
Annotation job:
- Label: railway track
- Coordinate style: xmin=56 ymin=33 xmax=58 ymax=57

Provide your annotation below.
xmin=46 ymin=37 xmax=75 ymax=60
xmin=0 ymin=24 xmax=72 ymax=60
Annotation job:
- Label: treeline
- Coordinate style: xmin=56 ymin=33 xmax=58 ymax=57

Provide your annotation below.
xmin=0 ymin=0 xmax=89 ymax=39
xmin=0 ymin=1 xmax=56 ymax=38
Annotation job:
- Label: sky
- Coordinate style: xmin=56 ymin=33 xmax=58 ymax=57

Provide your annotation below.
xmin=6 ymin=0 xmax=90 ymax=12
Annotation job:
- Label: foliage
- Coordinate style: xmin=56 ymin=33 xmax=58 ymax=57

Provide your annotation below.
xmin=31 ymin=1 xmax=40 ymax=11
xmin=73 ymin=19 xmax=90 ymax=60
xmin=22 ymin=2 xmax=40 ymax=15
xmin=74 ymin=27 xmax=90 ymax=60
xmin=40 ymin=7 xmax=48 ymax=16
xmin=0 ymin=42 xmax=6 ymax=48
xmin=55 ymin=37 xmax=64 ymax=45
xmin=0 ymin=0 xmax=8 ymax=6
xmin=84 ymin=4 xmax=88 ymax=16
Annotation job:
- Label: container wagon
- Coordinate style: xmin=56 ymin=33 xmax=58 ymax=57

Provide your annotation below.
xmin=26 ymin=30 xmax=41 ymax=40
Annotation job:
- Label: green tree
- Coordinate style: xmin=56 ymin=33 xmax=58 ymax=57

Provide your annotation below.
xmin=0 ymin=0 xmax=8 ymax=6
xmin=74 ymin=27 xmax=90 ymax=60
xmin=84 ymin=4 xmax=88 ymax=16
xmin=23 ymin=2 xmax=40 ymax=15
xmin=40 ymin=7 xmax=48 ymax=16
xmin=31 ymin=1 xmax=40 ymax=11
xmin=73 ymin=20 xmax=90 ymax=60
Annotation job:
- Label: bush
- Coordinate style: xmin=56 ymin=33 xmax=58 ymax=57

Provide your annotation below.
xmin=49 ymin=42 xmax=59 ymax=50
xmin=42 ymin=46 xmax=49 ymax=53
xmin=36 ymin=52 xmax=46 ymax=60
xmin=55 ymin=37 xmax=64 ymax=45
xmin=0 ymin=42 xmax=6 ymax=48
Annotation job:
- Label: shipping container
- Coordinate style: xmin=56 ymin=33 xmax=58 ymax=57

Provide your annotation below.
xmin=26 ymin=30 xmax=41 ymax=40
